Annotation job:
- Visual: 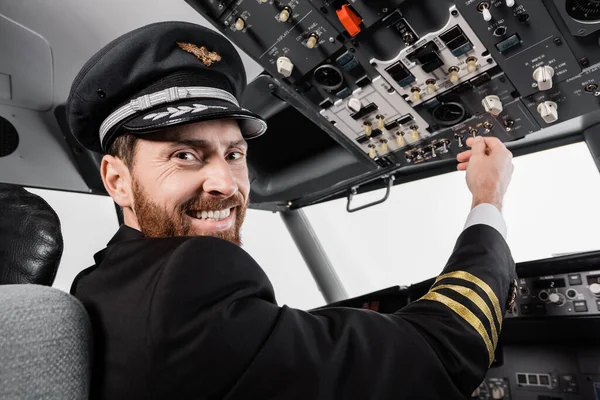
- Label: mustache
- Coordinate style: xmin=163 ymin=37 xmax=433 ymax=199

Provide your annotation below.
xmin=180 ymin=192 xmax=245 ymax=212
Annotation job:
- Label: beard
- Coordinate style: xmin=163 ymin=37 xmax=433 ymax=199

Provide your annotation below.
xmin=131 ymin=178 xmax=247 ymax=246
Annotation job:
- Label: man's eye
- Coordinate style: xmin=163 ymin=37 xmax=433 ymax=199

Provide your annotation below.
xmin=227 ymin=151 xmax=244 ymax=161
xmin=175 ymin=152 xmax=196 ymax=161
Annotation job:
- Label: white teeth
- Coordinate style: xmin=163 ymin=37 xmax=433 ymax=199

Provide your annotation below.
xmin=191 ymin=208 xmax=232 ymax=220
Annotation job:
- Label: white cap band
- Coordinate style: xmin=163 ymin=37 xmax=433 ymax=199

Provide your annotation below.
xmin=99 ymin=86 xmax=239 ymax=145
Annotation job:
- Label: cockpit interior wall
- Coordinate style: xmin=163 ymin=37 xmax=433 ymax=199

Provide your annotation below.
xmin=183 ymin=0 xmax=600 ymax=210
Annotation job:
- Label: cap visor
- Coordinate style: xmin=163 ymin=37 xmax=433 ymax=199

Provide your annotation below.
xmin=120 ymin=98 xmax=267 ymax=139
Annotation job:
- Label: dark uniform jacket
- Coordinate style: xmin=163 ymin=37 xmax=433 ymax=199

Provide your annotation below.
xmin=71 ymin=224 xmax=516 ymax=400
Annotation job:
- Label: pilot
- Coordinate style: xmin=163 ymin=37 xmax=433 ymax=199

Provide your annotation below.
xmin=67 ymin=21 xmax=517 ymax=400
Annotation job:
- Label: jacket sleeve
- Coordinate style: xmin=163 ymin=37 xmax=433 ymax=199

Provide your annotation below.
xmin=146 ymin=224 xmax=516 ymax=400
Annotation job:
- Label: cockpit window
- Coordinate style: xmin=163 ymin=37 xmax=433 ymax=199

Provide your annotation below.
xmin=305 ymin=142 xmax=600 ymax=298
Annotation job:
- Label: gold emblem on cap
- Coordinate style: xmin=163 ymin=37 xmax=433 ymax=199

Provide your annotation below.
xmin=176 ymin=42 xmax=222 ymax=66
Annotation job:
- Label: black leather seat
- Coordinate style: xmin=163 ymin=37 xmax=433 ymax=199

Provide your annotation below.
xmin=0 ymin=183 xmax=63 ymax=285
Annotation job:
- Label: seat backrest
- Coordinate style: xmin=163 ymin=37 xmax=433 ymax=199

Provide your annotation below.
xmin=0 ymin=285 xmax=93 ymax=400
xmin=0 ymin=183 xmax=63 ymax=285
xmin=0 ymin=184 xmax=92 ymax=399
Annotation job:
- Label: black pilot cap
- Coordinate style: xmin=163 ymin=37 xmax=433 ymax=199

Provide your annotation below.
xmin=66 ymin=21 xmax=267 ymax=154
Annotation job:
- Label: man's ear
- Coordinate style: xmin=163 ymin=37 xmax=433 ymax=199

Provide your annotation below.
xmin=101 ymin=155 xmax=133 ymax=208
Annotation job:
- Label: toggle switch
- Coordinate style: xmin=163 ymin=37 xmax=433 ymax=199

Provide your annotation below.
xmin=396 ymin=131 xmax=405 ymax=147
xmin=430 ymin=144 xmax=437 ymax=158
xmin=466 ymin=57 xmax=478 ymax=73
xmin=306 ymin=33 xmax=319 ymax=49
xmin=376 ymin=115 xmax=385 ymax=130
xmin=410 ymin=125 xmax=420 ymax=141
xmin=455 ymin=133 xmax=464 ymax=147
xmin=440 ymin=140 xmax=450 ymax=154
xmin=537 ymin=101 xmax=559 ymax=123
xmin=426 ymin=79 xmax=437 ymax=95
xmin=368 ymin=144 xmax=377 ymax=159
xmin=279 ymin=7 xmax=291 ymax=22
xmin=276 ymin=56 xmax=294 ymax=77
xmin=533 ymin=65 xmax=555 ymax=91
xmin=380 ymin=139 xmax=389 ymax=153
xmin=411 ymin=87 xmax=422 ymax=103
xmin=449 ymin=67 xmax=460 ymax=84
xmin=482 ymin=95 xmax=504 ymax=116
xmin=234 ymin=17 xmax=246 ymax=31
xmin=479 ymin=3 xmax=493 ymax=21
xmin=364 ymin=121 xmax=373 ymax=136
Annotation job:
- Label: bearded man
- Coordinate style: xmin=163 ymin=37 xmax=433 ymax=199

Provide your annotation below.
xmin=68 ymin=21 xmax=517 ymax=400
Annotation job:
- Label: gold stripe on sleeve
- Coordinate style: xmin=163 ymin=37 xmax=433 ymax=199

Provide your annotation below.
xmin=431 ymin=284 xmax=498 ymax=347
xmin=435 ymin=271 xmax=503 ymax=325
xmin=420 ymin=291 xmax=495 ymax=366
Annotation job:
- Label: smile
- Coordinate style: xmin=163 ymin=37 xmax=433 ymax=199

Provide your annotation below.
xmin=187 ymin=208 xmax=232 ymax=221
xmin=186 ymin=207 xmax=237 ymax=232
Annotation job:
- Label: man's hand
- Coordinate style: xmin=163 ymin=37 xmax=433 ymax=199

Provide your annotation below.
xmin=457 ymin=137 xmax=514 ymax=211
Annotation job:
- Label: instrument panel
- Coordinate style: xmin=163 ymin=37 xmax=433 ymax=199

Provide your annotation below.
xmin=473 ymin=345 xmax=600 ymax=400
xmin=507 ymin=270 xmax=600 ymax=318
xmin=187 ymin=0 xmax=600 ymax=171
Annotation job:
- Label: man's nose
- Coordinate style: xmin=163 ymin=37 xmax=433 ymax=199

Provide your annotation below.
xmin=202 ymin=157 xmax=238 ymax=198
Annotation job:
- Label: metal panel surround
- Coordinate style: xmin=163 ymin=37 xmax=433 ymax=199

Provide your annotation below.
xmin=0 ymin=14 xmax=53 ymax=111
xmin=371 ymin=6 xmax=499 ymax=107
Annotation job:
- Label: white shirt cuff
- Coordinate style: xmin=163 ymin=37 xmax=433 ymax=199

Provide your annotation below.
xmin=463 ymin=203 xmax=507 ymax=241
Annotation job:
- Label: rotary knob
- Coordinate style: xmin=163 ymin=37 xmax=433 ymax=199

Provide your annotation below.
xmin=590 ymin=283 xmax=600 ymax=297
xmin=549 ymin=292 xmax=565 ymax=306
xmin=347 ymin=97 xmax=362 ymax=113
xmin=491 ymin=386 xmax=505 ymax=399
xmin=482 ymin=95 xmax=504 ymax=116
xmin=533 ymin=65 xmax=555 ymax=91
xmin=537 ymin=101 xmax=559 ymax=124
xmin=276 ymin=57 xmax=294 ymax=77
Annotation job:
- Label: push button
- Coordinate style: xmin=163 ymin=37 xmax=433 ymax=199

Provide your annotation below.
xmin=573 ymin=300 xmax=588 ymax=312
xmin=568 ymin=274 xmax=582 ymax=285
xmin=533 ymin=303 xmax=547 ymax=315
xmin=520 ymin=304 xmax=532 ymax=315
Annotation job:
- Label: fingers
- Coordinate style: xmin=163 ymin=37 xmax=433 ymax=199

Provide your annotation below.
xmin=468 ymin=136 xmax=487 ymax=156
xmin=456 ymin=150 xmax=472 ymax=163
xmin=457 ymin=162 xmax=468 ymax=171
xmin=482 ymin=136 xmax=505 ymax=150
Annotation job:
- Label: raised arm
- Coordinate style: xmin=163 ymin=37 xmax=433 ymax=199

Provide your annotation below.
xmin=147 ymin=137 xmax=516 ymax=400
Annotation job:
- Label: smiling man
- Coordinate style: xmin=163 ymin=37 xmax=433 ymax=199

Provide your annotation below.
xmin=68 ymin=22 xmax=517 ymax=400
xmin=106 ymin=121 xmax=249 ymax=243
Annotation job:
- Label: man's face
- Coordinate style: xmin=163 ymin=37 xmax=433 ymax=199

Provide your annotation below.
xmin=127 ymin=119 xmax=250 ymax=245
